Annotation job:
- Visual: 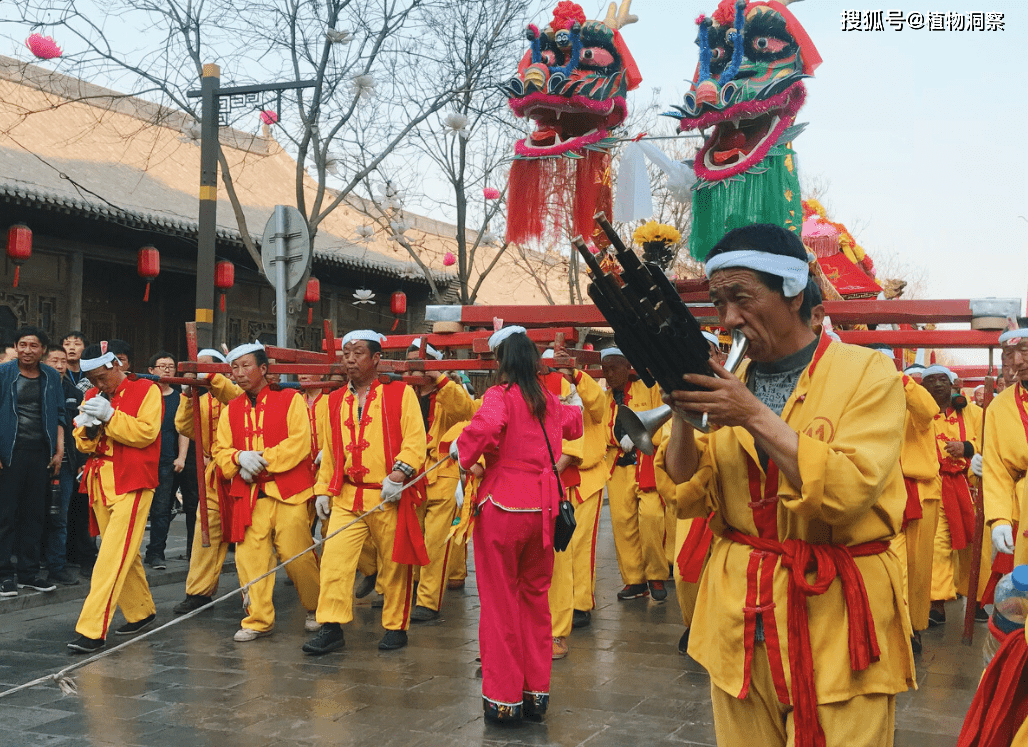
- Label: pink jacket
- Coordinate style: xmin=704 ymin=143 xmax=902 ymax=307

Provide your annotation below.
xmin=456 ymin=383 xmax=583 ymax=520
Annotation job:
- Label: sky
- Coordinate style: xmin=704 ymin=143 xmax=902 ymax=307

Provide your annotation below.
xmin=612 ymin=0 xmax=1027 ymax=313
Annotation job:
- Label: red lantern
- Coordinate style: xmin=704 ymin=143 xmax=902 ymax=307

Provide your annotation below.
xmin=137 ymin=246 xmax=160 ymax=302
xmin=304 ymin=277 xmax=320 ymax=324
xmin=215 ymin=260 xmax=235 ymax=312
xmin=390 ymin=289 xmax=407 ymax=331
xmin=582 ymin=343 xmax=594 ymax=351
xmin=6 ymin=225 xmax=31 ymax=288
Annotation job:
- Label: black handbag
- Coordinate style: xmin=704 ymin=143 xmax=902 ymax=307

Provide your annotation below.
xmin=539 ymin=412 xmax=576 ymax=553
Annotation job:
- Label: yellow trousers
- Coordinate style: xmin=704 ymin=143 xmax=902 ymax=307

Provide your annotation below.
xmin=447 ymin=537 xmax=468 ymax=582
xmin=235 ymin=497 xmax=320 ymax=633
xmin=664 ymin=501 xmax=677 ymax=570
xmin=710 ymin=644 xmax=895 ymax=747
xmin=317 ymin=502 xmax=414 ymax=630
xmin=607 ymin=464 xmax=666 ymax=585
xmin=76 ymin=489 xmax=156 ymax=640
xmin=673 ymin=517 xmax=706 ymax=629
xmin=184 ymin=486 xmax=230 ymax=598
xmin=416 ymin=476 xmax=460 ymax=612
xmin=909 ymin=499 xmax=938 ymax=630
xmin=548 ymin=488 xmax=604 ymax=637
xmin=932 ymin=502 xmax=959 ymax=602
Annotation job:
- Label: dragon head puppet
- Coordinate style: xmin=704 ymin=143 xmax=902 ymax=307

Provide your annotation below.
xmin=505 ymin=1 xmax=641 ymax=247
xmin=667 ymin=0 xmax=821 ymax=260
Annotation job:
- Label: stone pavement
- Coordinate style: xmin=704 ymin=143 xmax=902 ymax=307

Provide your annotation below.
xmin=0 ymin=514 xmax=986 ymax=747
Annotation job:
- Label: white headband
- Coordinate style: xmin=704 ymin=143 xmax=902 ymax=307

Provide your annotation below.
xmin=409 ymin=338 xmax=443 ymax=360
xmin=488 ymin=325 xmax=527 ymax=351
xmin=226 ymin=341 xmax=265 ymax=364
xmin=701 ymin=331 xmax=720 ymax=347
xmin=541 ymin=349 xmax=554 ymax=359
xmin=197 ymin=348 xmax=227 ymax=364
xmin=903 ymin=364 xmax=925 ymax=375
xmin=923 ymin=365 xmax=956 ymax=383
xmin=600 ymin=347 xmax=626 ymax=360
xmin=999 ymin=329 xmax=1028 ymax=345
xmin=341 ymin=330 xmax=386 ymax=347
xmin=80 ymin=352 xmax=116 ymax=373
xmin=705 ymin=250 xmax=810 ymax=298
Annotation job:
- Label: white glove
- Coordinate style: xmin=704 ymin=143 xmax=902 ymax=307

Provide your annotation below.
xmin=993 ymin=524 xmax=1015 ymax=555
xmin=619 ymin=434 xmax=635 ymax=452
xmin=449 ymin=441 xmax=460 ymax=464
xmin=73 ymin=411 xmax=100 ymax=429
xmin=315 ymin=449 xmax=323 ymax=466
xmin=380 ymin=476 xmax=404 ymax=503
xmin=454 ymin=479 xmax=464 ymax=509
xmin=81 ymin=397 xmax=114 ymax=423
xmin=970 ymin=453 xmax=983 ymax=477
xmin=561 ymin=383 xmax=583 ymax=410
xmin=237 ymin=451 xmax=268 ymax=476
xmin=315 ymin=495 xmax=332 ymax=521
xmin=239 ymin=467 xmax=255 ymax=484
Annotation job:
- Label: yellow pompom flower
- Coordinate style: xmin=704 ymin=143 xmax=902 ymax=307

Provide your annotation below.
xmin=632 ymin=221 xmax=682 ymax=246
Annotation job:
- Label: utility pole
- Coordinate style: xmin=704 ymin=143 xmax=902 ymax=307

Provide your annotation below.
xmin=187 ymin=67 xmax=315 ymax=348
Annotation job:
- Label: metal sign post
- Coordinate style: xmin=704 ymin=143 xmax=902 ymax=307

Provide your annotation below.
xmin=261 ymin=205 xmax=311 ymax=349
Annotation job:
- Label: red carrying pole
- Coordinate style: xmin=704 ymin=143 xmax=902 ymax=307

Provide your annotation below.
xmin=185 ymin=322 xmax=211 ymax=548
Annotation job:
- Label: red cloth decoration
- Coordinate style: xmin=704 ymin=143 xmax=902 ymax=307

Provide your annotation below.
xmin=551 ymin=1 xmax=586 ymax=29
xmin=6 ymin=224 xmax=31 ymax=288
xmin=816 ymin=253 xmax=881 ymax=299
xmin=137 ymin=246 xmax=160 ymax=302
xmin=711 ymin=0 xmax=737 ymax=26
xmin=957 ymin=625 xmax=1028 ymax=747
xmin=901 ymin=477 xmax=923 ymax=529
xmin=939 ymin=466 xmax=975 ymax=551
xmin=676 ymin=516 xmax=713 ymax=583
xmin=259 ymin=110 xmax=279 ymax=125
xmin=443 ymin=251 xmax=456 ymax=266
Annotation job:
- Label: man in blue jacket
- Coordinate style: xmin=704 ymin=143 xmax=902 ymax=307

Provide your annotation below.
xmin=0 ymin=326 xmax=66 ymax=596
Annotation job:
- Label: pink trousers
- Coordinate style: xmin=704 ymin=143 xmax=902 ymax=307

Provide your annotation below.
xmin=474 ymin=501 xmax=554 ymax=707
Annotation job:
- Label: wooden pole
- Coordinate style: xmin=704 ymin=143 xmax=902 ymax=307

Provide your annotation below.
xmin=962 ymin=350 xmax=995 ymax=645
xmin=185 ymin=322 xmax=211 ymax=548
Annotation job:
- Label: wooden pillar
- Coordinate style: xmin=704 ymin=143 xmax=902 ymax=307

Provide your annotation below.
xmin=68 ymin=251 xmax=83 ymax=331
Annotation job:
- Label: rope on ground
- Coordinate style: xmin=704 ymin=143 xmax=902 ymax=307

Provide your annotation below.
xmin=0 ymin=456 xmax=449 ymax=700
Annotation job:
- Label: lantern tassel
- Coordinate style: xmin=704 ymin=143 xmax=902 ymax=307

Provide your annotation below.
xmin=143 ymin=281 xmax=150 ymax=302
xmin=220 ymin=294 xmax=226 ymax=312
xmin=12 ymin=266 xmax=19 ymax=288
xmin=307 ymin=306 xmax=313 ymax=324
xmin=391 ymin=317 xmax=399 ymax=331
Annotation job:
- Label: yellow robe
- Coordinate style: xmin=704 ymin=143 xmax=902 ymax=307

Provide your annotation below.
xmin=673 ymin=342 xmax=913 ymax=706
xmin=314 ymin=381 xmax=427 ymax=630
xmin=73 ymin=382 xmax=163 ymax=640
xmin=174 ymin=374 xmax=243 ymax=598
xmin=984 ymin=382 xmax=1028 ymax=566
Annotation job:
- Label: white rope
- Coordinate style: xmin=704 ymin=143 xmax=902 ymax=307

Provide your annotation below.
xmin=0 ymin=457 xmax=449 ymax=700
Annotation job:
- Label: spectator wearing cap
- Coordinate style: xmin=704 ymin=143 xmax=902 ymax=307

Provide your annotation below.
xmin=0 ymin=326 xmax=65 ymax=598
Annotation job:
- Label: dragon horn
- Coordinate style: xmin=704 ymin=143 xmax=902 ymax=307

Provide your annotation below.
xmin=602 ymin=0 xmax=638 ymax=30
xmin=778 ymin=0 xmax=804 ymax=5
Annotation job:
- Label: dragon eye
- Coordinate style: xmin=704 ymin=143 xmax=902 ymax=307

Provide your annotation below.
xmin=579 ymin=47 xmax=614 ymax=66
xmin=751 ymin=35 xmax=788 ymax=53
xmin=711 ymin=47 xmax=724 ymax=61
xmin=542 ymin=50 xmax=556 ymax=65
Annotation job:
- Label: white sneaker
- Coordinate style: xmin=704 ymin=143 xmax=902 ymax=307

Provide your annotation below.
xmin=233 ymin=627 xmax=272 ymax=642
xmin=304 ymin=612 xmax=322 ymax=632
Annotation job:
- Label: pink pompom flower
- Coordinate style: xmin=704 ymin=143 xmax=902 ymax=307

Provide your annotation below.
xmin=26 ymin=34 xmax=62 ymax=60
xmin=482 ymin=187 xmax=501 ymax=200
xmin=259 ymin=110 xmax=279 ymax=125
xmin=443 ymin=252 xmax=456 ymax=266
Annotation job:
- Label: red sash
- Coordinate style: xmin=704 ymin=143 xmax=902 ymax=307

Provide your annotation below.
xmin=936 ymin=408 xmax=975 ymax=551
xmin=957 ymin=622 xmax=1028 ymax=747
xmin=676 ymin=516 xmax=712 ymax=583
xmin=982 ymin=520 xmax=1018 ymax=605
xmin=902 ymin=477 xmax=923 ymax=529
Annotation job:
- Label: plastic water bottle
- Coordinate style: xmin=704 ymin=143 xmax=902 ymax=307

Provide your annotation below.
xmin=983 ymin=565 xmax=1028 ymax=664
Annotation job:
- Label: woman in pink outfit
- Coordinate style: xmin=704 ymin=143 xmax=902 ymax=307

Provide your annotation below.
xmin=454 ymin=328 xmax=583 ymax=724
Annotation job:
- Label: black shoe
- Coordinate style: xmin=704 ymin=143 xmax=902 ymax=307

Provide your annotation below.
xmin=928 ymin=605 xmax=946 ymax=626
xmin=19 ymin=576 xmax=57 ymax=592
xmin=302 ymin=623 xmax=345 ymax=655
xmin=484 ymin=698 xmax=522 ymax=723
xmin=617 ymin=583 xmax=649 ymax=601
xmin=572 ymin=610 xmax=591 ymax=629
xmin=68 ymin=635 xmax=105 ymax=653
xmin=173 ymin=595 xmax=212 ymax=615
xmin=0 ymin=578 xmax=17 ymax=597
xmin=115 ymin=613 xmax=157 ymax=635
xmin=678 ymin=628 xmax=691 ymax=655
xmin=975 ymin=605 xmax=990 ymax=623
xmin=48 ymin=568 xmax=80 ymax=586
xmin=355 ymin=572 xmax=377 ymax=599
xmin=409 ymin=605 xmax=439 ymax=623
xmin=378 ymin=630 xmax=408 ymax=650
xmin=79 ymin=565 xmax=94 ymax=579
xmin=648 ymin=580 xmax=667 ymax=601
xmin=910 ymin=631 xmax=922 ymax=654
xmin=523 ymin=692 xmax=549 ymax=721
xmin=145 ymin=557 xmax=167 ymax=571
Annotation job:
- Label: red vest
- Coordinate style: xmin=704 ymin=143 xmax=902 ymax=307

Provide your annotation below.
xmin=226 ymin=386 xmax=314 ymax=501
xmin=83 ymin=376 xmax=161 ymax=494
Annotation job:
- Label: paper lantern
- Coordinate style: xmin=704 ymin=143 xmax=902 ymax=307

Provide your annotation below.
xmin=6 ymin=224 xmax=31 ymax=288
xmin=214 ymin=260 xmax=235 ymax=312
xmin=582 ymin=343 xmax=594 ymax=351
xmin=25 ymin=34 xmax=62 ymax=60
xmin=390 ymin=290 xmax=407 ymax=316
xmin=304 ymin=277 xmax=320 ymax=324
xmin=137 ymin=246 xmax=160 ymax=302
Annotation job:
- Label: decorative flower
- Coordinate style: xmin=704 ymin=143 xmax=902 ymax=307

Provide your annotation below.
xmin=374 ymin=182 xmax=403 ymax=210
xmin=389 ymin=220 xmax=409 ymax=235
xmin=632 ymin=221 xmax=682 ymax=246
xmin=352 ymin=288 xmax=376 ymax=304
xmin=443 ymin=252 xmax=456 ymax=267
xmin=26 ymin=34 xmax=62 ymax=60
xmin=712 ymin=0 xmax=737 ymax=27
xmin=481 ymin=231 xmax=499 ymax=246
xmin=695 ymin=14 xmax=706 ymax=25
xmin=442 ymin=112 xmax=470 ymax=139
xmin=259 ymin=110 xmax=278 ymax=126
xmin=354 ymin=225 xmax=375 ymax=242
xmin=351 ymin=74 xmax=376 ymax=98
xmin=551 ymin=1 xmax=586 ymax=31
xmin=325 ymin=28 xmax=353 ymax=44
xmin=482 ymin=187 xmax=501 ymax=200
xmin=325 ymin=154 xmax=343 ymax=176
